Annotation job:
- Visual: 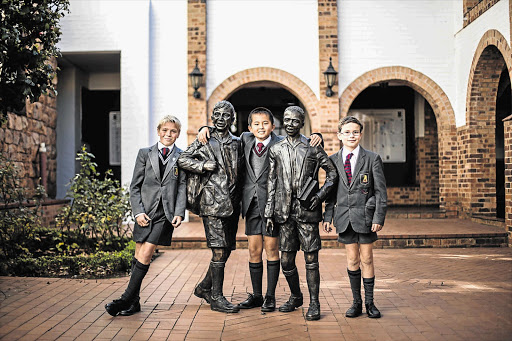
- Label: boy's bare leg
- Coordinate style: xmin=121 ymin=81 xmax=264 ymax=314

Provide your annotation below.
xmin=261 ymin=236 xmax=280 ymax=311
xmin=239 ymin=235 xmax=265 ymax=309
xmin=345 ymin=243 xmax=363 ymax=317
xmin=359 ymin=243 xmax=375 ymax=278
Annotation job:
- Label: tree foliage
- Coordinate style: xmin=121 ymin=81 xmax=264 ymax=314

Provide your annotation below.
xmin=0 ymin=0 xmax=70 ymax=124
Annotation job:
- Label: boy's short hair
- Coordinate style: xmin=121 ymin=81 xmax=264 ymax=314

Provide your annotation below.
xmin=338 ymin=116 xmax=363 ymax=133
xmin=157 ymin=115 xmax=182 ymax=131
xmin=284 ymin=105 xmax=305 ymax=122
xmin=213 ymin=100 xmax=235 ymax=118
xmin=248 ymin=107 xmax=274 ymax=125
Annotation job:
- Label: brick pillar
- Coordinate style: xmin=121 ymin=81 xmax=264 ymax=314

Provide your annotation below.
xmin=317 ymin=0 xmax=339 ymax=156
xmin=504 ymin=115 xmax=512 ymax=247
xmin=187 ymin=0 xmax=207 ymax=144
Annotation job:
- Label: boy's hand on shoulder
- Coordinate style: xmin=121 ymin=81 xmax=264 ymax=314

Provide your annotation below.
xmin=323 ymin=222 xmax=332 ymax=233
xmin=172 ymin=216 xmax=183 ymax=228
xmin=198 ymin=127 xmax=210 ymax=145
xmin=309 ymin=134 xmax=322 ymax=147
xmin=371 ymin=224 xmax=382 ymax=232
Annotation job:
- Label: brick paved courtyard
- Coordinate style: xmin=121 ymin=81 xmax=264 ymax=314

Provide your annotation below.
xmin=1 ymin=247 xmax=511 ymax=341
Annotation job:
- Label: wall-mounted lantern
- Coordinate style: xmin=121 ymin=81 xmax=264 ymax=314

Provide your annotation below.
xmin=323 ymin=57 xmax=338 ymax=97
xmin=189 ymin=58 xmax=203 ymax=99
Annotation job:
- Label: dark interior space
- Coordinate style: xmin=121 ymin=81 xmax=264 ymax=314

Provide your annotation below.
xmin=496 ymin=68 xmax=511 ymax=219
xmin=226 ymin=84 xmax=303 ymax=136
xmin=349 ymin=85 xmax=416 ymax=187
xmin=81 ymin=89 xmax=121 ymax=181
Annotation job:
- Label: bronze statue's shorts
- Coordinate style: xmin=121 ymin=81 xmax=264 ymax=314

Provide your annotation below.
xmin=202 ymin=215 xmax=238 ymax=250
xmin=338 ymin=223 xmax=378 ymax=245
xmin=277 ymin=218 xmax=321 ymax=252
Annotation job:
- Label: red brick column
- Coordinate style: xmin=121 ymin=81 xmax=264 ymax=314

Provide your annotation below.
xmin=317 ymin=0 xmax=340 ymax=156
xmin=504 ymin=115 xmax=512 ymax=247
xmin=187 ymin=0 xmax=207 ymax=144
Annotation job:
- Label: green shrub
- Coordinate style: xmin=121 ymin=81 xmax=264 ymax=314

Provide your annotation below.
xmin=0 ymin=153 xmax=46 ymax=260
xmin=0 ymin=240 xmax=136 ymax=278
xmin=56 ymin=146 xmax=132 ymax=252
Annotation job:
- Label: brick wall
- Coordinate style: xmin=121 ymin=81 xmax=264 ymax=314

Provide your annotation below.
xmin=0 ymin=92 xmax=58 ymax=198
xmin=504 ymin=115 xmax=512 ymax=247
xmin=187 ymin=0 xmax=207 ymax=144
xmin=463 ymin=0 xmax=501 ymax=27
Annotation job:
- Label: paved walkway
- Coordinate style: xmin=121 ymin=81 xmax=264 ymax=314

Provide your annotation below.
xmin=1 ymin=247 xmax=511 ymax=340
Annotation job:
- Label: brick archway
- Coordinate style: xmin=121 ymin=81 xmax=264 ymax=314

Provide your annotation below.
xmin=207 ymin=67 xmax=321 ymax=131
xmin=340 ymin=66 xmax=458 ymax=216
xmin=462 ymin=29 xmax=512 ymax=218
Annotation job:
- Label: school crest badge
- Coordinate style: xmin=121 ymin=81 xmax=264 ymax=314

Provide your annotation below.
xmin=360 ymin=173 xmax=369 ymax=184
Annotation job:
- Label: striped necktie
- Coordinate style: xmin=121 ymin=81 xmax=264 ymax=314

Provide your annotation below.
xmin=344 ymin=153 xmax=353 ymax=184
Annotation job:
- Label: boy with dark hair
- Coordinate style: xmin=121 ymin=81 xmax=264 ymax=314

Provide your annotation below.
xmin=323 ymin=115 xmax=387 ymax=318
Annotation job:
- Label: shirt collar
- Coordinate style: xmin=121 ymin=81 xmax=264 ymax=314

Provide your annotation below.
xmin=342 ymin=145 xmax=360 ymax=161
xmin=158 ymin=141 xmax=174 ymax=153
xmin=255 ymin=135 xmax=272 ymax=147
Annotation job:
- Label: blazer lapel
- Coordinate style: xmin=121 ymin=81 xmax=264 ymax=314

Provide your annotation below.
xmin=209 ymin=135 xmax=225 ymax=170
xmin=350 ymin=147 xmax=367 ymax=189
xmin=298 ymin=135 xmax=310 ymax=180
xmin=149 ymin=144 xmax=161 ymax=182
xmin=245 ymin=135 xmax=257 ymax=181
xmin=161 ymin=146 xmax=180 ymax=181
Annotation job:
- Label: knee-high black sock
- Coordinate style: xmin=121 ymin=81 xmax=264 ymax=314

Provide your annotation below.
xmin=131 ymin=256 xmax=137 ymax=272
xmin=199 ymin=265 xmax=212 ymax=290
xmin=282 ymin=267 xmax=301 ymax=296
xmin=249 ymin=262 xmax=263 ymax=297
xmin=363 ymin=276 xmax=375 ymax=303
xmin=266 ymin=260 xmax=280 ymax=297
xmin=348 ymin=268 xmax=362 ymax=303
xmin=121 ymin=260 xmax=149 ymax=301
xmin=211 ymin=261 xmax=225 ymax=299
xmin=306 ymin=262 xmax=320 ymax=303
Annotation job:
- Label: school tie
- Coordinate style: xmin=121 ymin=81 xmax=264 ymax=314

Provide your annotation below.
xmin=255 ymin=142 xmax=265 ymax=156
xmin=162 ymin=147 xmax=169 ymax=158
xmin=344 ymin=153 xmax=353 ymax=184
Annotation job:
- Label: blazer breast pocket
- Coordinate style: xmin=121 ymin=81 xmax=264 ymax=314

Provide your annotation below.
xmin=201 ymin=186 xmax=215 ymax=206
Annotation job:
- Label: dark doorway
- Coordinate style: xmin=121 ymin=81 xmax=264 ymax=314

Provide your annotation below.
xmin=81 ymin=89 xmax=121 ymax=181
xmin=226 ymin=83 xmax=309 ymax=136
xmin=496 ymin=68 xmax=511 ymax=219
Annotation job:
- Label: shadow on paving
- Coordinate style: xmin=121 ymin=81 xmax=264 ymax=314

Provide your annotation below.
xmin=0 ymin=248 xmax=511 ymax=340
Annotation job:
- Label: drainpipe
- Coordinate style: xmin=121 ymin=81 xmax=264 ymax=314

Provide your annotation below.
xmin=39 ymin=143 xmax=47 ymax=192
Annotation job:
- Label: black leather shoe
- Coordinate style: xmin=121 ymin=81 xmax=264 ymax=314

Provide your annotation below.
xmin=278 ymin=293 xmax=303 ymax=312
xmin=305 ymin=300 xmax=320 ymax=321
xmin=345 ymin=301 xmax=363 ymax=318
xmin=261 ymin=295 xmax=276 ymax=312
xmin=238 ymin=293 xmax=264 ymax=309
xmin=210 ymin=295 xmax=240 ymax=313
xmin=194 ymin=285 xmax=212 ymax=304
xmin=119 ymin=300 xmax=141 ymax=316
xmin=105 ymin=298 xmax=132 ymax=317
xmin=365 ymin=301 xmax=381 ymax=318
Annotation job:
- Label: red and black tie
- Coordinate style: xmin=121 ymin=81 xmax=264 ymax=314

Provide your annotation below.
xmin=162 ymin=147 xmax=169 ymax=158
xmin=344 ymin=153 xmax=353 ymax=184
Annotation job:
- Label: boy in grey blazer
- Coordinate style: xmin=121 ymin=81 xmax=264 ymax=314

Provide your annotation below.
xmin=105 ymin=115 xmax=186 ymax=317
xmin=323 ymin=116 xmax=387 ymax=319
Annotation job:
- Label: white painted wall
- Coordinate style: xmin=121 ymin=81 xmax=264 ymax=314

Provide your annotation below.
xmin=206 ymin=0 xmax=320 ymax=99
xmin=88 ymin=73 xmax=120 ymax=91
xmin=338 ymin=0 xmax=457 ymax=120
xmin=454 ymin=0 xmax=511 ymax=127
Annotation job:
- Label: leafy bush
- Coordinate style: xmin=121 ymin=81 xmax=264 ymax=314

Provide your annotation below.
xmin=0 ymin=152 xmax=46 ymax=260
xmin=56 ymin=146 xmax=133 ymax=252
xmin=0 ymin=240 xmax=136 ymax=278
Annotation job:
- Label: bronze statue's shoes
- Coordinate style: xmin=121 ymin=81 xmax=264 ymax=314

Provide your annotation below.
xmin=261 ymin=295 xmax=276 ymax=312
xmin=345 ymin=301 xmax=363 ymax=318
xmin=194 ymin=285 xmax=212 ymax=304
xmin=238 ymin=293 xmax=264 ymax=309
xmin=278 ymin=293 xmax=303 ymax=312
xmin=305 ymin=301 xmax=321 ymax=321
xmin=210 ymin=295 xmax=240 ymax=313
xmin=105 ymin=298 xmax=133 ymax=317
xmin=365 ymin=301 xmax=381 ymax=318
xmin=119 ymin=300 xmax=141 ymax=316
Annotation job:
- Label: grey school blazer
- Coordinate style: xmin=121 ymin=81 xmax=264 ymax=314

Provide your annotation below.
xmin=323 ymin=147 xmax=387 ymax=234
xmin=130 ymin=144 xmax=187 ymax=221
xmin=240 ymin=131 xmax=283 ymax=218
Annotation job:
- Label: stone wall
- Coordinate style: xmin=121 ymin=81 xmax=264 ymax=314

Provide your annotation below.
xmin=504 ymin=115 xmax=512 ymax=247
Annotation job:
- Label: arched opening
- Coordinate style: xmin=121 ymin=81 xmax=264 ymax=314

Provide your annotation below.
xmin=222 ymin=81 xmax=312 ymax=136
xmin=348 ymin=82 xmax=439 ymax=207
xmin=496 ymin=68 xmax=511 ymax=219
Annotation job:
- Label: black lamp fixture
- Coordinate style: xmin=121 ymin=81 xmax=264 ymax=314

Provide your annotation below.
xmin=323 ymin=57 xmax=338 ymax=97
xmin=189 ymin=58 xmax=203 ymax=99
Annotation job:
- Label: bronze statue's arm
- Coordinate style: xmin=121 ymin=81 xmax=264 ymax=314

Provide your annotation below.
xmin=315 ymin=146 xmax=338 ymax=201
xmin=177 ymin=139 xmax=210 ymax=174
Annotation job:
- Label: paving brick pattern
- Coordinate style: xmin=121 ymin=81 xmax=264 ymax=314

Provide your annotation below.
xmin=1 ymin=247 xmax=511 ymax=340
